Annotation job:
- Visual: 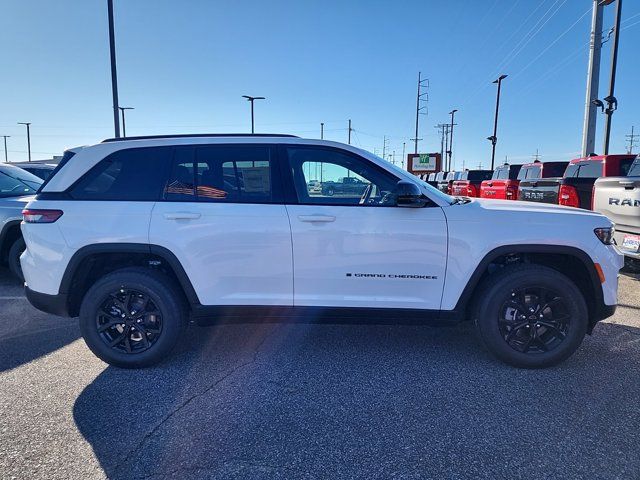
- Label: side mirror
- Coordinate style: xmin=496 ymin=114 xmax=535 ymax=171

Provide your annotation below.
xmin=395 ymin=181 xmax=428 ymax=207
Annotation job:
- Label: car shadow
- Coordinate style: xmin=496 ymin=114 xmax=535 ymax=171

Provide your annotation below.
xmin=73 ymin=319 xmax=640 ymax=479
xmin=0 ymin=268 xmax=79 ymax=372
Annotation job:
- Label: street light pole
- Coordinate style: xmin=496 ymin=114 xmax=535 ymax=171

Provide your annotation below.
xmin=488 ymin=74 xmax=507 ymax=170
xmin=107 ymin=0 xmax=121 ymax=138
xmin=602 ymin=0 xmax=622 ymax=155
xmin=1 ymin=136 xmax=9 ymax=163
xmin=320 ymin=122 xmax=324 ymax=139
xmin=448 ymin=109 xmax=457 ymax=171
xmin=17 ymin=122 xmax=31 ymax=162
xmin=242 ymin=95 xmax=265 ymax=134
xmin=118 ymin=107 xmax=134 ymax=137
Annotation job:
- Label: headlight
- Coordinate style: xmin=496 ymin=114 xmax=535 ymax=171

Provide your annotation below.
xmin=594 ymin=227 xmax=615 ymax=245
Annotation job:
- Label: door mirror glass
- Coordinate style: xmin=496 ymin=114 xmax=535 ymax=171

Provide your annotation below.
xmin=395 ymin=181 xmax=427 ymax=207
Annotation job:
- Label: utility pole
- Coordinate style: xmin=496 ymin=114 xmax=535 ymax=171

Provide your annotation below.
xmin=435 ymin=124 xmax=446 ymax=168
xmin=401 ymin=142 xmax=406 ymax=169
xmin=602 ymin=0 xmax=623 ymax=155
xmin=488 ymin=74 xmax=507 ymax=170
xmin=107 ymin=0 xmax=121 ymax=138
xmin=626 ymin=126 xmax=637 ymax=154
xmin=581 ymin=0 xmax=605 ymax=157
xmin=17 ymin=122 xmax=31 ymax=162
xmin=1 ymin=136 xmax=9 ymax=163
xmin=448 ymin=109 xmax=458 ymax=171
xmin=532 ymin=149 xmax=541 ymax=162
xmin=320 ymin=122 xmax=324 ymax=140
xmin=382 ymin=136 xmax=388 ymax=159
xmin=348 ymin=119 xmax=353 ymax=144
xmin=242 ymin=95 xmax=265 ymax=134
xmin=118 ymin=106 xmax=134 ymax=137
xmin=444 ymin=124 xmax=451 ymax=169
xmin=413 ymin=72 xmax=429 ymax=154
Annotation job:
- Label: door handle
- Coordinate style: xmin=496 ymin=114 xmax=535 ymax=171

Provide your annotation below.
xmin=164 ymin=212 xmax=201 ymax=220
xmin=298 ymin=214 xmax=336 ymax=223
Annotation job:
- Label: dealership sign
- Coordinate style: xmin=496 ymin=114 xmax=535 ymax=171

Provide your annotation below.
xmin=407 ymin=153 xmax=440 ymax=174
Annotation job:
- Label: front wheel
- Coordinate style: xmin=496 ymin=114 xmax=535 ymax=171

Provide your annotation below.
xmin=79 ymin=268 xmax=186 ymax=368
xmin=473 ymin=264 xmax=588 ymax=369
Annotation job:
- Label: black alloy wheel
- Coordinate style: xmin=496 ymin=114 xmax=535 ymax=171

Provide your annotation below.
xmin=498 ymin=286 xmax=570 ymax=354
xmin=96 ymin=288 xmax=163 ymax=354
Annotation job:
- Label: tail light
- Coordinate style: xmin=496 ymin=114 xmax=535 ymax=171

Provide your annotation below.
xmin=22 ymin=209 xmax=64 ymax=223
xmin=558 ymin=185 xmax=579 ymax=208
xmin=447 ymin=183 xmax=453 ymax=195
xmin=506 ymin=182 xmax=518 ymax=200
xmin=466 ymin=184 xmax=477 ymax=197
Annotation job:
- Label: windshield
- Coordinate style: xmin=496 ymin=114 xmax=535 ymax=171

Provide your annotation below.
xmin=0 ymin=164 xmax=43 ymax=197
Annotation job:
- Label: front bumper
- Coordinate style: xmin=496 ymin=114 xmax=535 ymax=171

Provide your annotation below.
xmin=25 ymin=286 xmax=70 ymax=317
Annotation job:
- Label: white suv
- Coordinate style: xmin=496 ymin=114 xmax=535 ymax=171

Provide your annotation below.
xmin=21 ymin=134 xmax=623 ymax=368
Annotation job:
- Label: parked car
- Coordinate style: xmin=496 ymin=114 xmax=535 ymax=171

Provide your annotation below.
xmin=437 ymin=171 xmax=461 ymax=194
xmin=517 ymin=161 xmax=570 ymax=204
xmin=0 ymin=163 xmax=43 ymax=280
xmin=307 ymin=179 xmax=321 ymax=193
xmin=321 ymin=176 xmax=368 ymax=196
xmin=22 ymin=134 xmax=622 ymax=369
xmin=593 ymin=155 xmax=640 ymax=270
xmin=480 ymin=163 xmax=522 ymax=200
xmin=451 ymin=170 xmax=493 ymax=197
xmin=13 ymin=163 xmax=56 ymax=180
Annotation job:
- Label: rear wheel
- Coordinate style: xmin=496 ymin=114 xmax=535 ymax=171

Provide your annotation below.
xmin=473 ymin=264 xmax=588 ymax=369
xmin=79 ymin=268 xmax=186 ymax=368
xmin=8 ymin=237 xmax=25 ymax=282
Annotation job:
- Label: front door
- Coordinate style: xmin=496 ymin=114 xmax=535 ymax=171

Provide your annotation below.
xmin=283 ymin=146 xmax=447 ymax=310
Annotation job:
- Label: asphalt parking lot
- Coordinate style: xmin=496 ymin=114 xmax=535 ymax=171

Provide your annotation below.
xmin=0 ymin=268 xmax=639 ymax=480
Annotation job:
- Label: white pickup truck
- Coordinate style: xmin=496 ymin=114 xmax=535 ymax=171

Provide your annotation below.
xmin=593 ymin=155 xmax=640 ymax=270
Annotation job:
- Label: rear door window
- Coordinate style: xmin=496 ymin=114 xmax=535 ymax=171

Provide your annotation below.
xmin=70 ymin=147 xmax=172 ymax=200
xmin=164 ymin=144 xmax=280 ymax=203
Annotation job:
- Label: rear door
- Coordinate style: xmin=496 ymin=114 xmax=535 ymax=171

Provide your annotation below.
xmin=283 ymin=145 xmax=447 ymax=310
xmin=149 ymin=144 xmax=293 ymax=306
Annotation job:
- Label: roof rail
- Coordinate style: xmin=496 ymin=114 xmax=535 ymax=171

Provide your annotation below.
xmin=101 ymin=133 xmax=299 ymax=143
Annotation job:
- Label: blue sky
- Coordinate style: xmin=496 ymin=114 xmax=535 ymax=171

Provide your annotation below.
xmin=1 ymin=0 xmax=639 ymax=167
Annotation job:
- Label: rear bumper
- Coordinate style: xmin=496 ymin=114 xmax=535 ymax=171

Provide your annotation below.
xmin=614 ymin=230 xmax=640 ymax=260
xmin=25 ymin=286 xmax=70 ymax=317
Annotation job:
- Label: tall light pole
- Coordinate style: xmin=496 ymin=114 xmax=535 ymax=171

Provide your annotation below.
xmin=1 ymin=136 xmax=9 ymax=163
xmin=448 ymin=109 xmax=458 ymax=171
xmin=602 ymin=0 xmax=622 ymax=155
xmin=242 ymin=95 xmax=265 ymax=134
xmin=118 ymin=107 xmax=134 ymax=137
xmin=581 ymin=0 xmax=605 ymax=157
xmin=320 ymin=122 xmax=324 ymax=139
xmin=17 ymin=123 xmax=31 ymax=162
xmin=107 ymin=0 xmax=121 ymax=138
xmin=488 ymin=74 xmax=507 ymax=170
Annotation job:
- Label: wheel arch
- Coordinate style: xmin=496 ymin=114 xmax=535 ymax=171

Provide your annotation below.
xmin=0 ymin=220 xmax=22 ymax=263
xmin=454 ymin=244 xmax=604 ymax=326
xmin=61 ymin=243 xmax=200 ymax=317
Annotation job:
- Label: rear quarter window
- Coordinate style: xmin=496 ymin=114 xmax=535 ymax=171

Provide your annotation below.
xmin=70 ymin=147 xmax=173 ymax=201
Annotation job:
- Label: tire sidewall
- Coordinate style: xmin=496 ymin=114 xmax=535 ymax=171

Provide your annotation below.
xmin=79 ymin=271 xmax=184 ymax=368
xmin=8 ymin=237 xmax=25 ymax=282
xmin=476 ymin=267 xmax=588 ymax=369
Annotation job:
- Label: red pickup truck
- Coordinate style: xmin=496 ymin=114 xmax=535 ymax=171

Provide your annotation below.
xmin=480 ymin=163 xmax=522 ymax=200
xmin=451 ymin=169 xmax=493 ymax=197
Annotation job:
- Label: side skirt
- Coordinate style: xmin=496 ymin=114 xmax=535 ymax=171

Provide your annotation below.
xmin=191 ymin=305 xmax=464 ymax=327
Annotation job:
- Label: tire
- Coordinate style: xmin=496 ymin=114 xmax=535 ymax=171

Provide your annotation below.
xmin=8 ymin=237 xmax=25 ymax=282
xmin=472 ymin=264 xmax=588 ymax=369
xmin=79 ymin=268 xmax=187 ymax=368
xmin=326 ymin=187 xmax=334 ymax=196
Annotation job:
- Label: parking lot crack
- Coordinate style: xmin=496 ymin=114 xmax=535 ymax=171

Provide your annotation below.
xmin=110 ymin=327 xmax=279 ymax=477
